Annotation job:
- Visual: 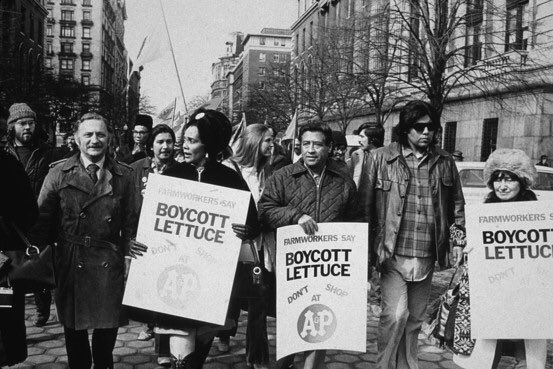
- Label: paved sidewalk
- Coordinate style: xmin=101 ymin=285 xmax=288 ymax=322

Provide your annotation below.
xmin=11 ymin=269 xmax=553 ymax=368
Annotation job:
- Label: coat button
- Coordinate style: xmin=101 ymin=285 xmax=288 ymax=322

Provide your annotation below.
xmin=79 ymin=212 xmax=86 ymax=219
xmin=77 ymin=262 xmax=84 ymax=269
xmin=106 ymin=217 xmax=112 ymax=223
xmin=102 ymin=262 xmax=109 ymax=268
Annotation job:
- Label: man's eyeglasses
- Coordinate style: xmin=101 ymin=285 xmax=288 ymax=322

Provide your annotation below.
xmin=411 ymin=123 xmax=437 ymax=133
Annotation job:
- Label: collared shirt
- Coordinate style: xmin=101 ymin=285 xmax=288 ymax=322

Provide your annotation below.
xmin=394 ymin=145 xmax=436 ymax=281
xmin=80 ymin=154 xmax=106 ymax=181
xmin=304 ymin=164 xmax=326 ymax=186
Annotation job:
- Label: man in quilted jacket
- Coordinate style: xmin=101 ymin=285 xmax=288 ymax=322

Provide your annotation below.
xmin=359 ymin=100 xmax=465 ymax=369
xmin=259 ymin=122 xmax=358 ymax=369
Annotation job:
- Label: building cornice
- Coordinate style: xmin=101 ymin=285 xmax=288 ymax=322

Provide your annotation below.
xmin=291 ymin=2 xmax=319 ymax=31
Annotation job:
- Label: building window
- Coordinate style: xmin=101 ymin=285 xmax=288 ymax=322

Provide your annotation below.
xmin=82 ymin=42 xmax=90 ymax=52
xmin=505 ymin=0 xmax=530 ymax=51
xmin=259 ymin=37 xmax=266 ymax=45
xmin=82 ymin=75 xmax=90 ymax=85
xmin=45 ymin=58 xmax=52 ymax=68
xmin=302 ymin=28 xmax=306 ymax=52
xmin=274 ymin=39 xmax=279 ymax=46
xmin=61 ymin=26 xmax=75 ymax=37
xmin=46 ymin=42 xmax=53 ymax=54
xmin=82 ymin=27 xmax=91 ymax=38
xmin=258 ymin=81 xmax=265 ymax=89
xmin=61 ymin=0 xmax=73 ymax=4
xmin=480 ymin=118 xmax=498 ymax=161
xmin=258 ymin=67 xmax=266 ymax=76
xmin=281 ymin=40 xmax=286 ymax=46
xmin=82 ymin=59 xmax=91 ymax=70
xmin=29 ymin=13 xmax=34 ymax=39
xmin=259 ymin=53 xmax=266 ymax=62
xmin=443 ymin=121 xmax=457 ymax=153
xmin=280 ymin=55 xmax=287 ymax=63
xmin=47 ymin=24 xmax=53 ymax=36
xmin=20 ymin=6 xmax=26 ymax=33
xmin=295 ymin=34 xmax=299 ymax=55
xmin=83 ymin=10 xmax=91 ymax=20
xmin=83 ymin=0 xmax=91 ymax=5
xmin=465 ymin=25 xmax=482 ymax=66
xmin=61 ymin=10 xmax=74 ymax=21
xmin=60 ymin=58 xmax=74 ymax=70
xmin=61 ymin=42 xmax=73 ymax=53
xmin=273 ymin=54 xmax=279 ymax=62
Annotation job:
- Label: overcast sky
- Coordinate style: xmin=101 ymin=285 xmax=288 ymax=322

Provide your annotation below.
xmin=125 ymin=0 xmax=297 ymax=115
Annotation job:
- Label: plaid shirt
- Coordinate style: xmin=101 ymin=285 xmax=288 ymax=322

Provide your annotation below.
xmin=394 ymin=146 xmax=435 ymax=258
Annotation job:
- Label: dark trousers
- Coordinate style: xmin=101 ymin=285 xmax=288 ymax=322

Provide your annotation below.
xmin=34 ymin=288 xmax=51 ymax=320
xmin=63 ymin=326 xmax=118 ymax=369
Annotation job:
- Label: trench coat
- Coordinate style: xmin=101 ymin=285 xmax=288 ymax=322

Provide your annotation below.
xmin=36 ymin=154 xmax=138 ymax=330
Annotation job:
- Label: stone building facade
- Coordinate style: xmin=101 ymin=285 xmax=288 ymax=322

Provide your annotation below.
xmin=291 ymin=0 xmax=553 ymax=162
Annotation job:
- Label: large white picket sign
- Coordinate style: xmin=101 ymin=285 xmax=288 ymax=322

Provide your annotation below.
xmin=276 ymin=223 xmax=368 ymax=359
xmin=123 ymin=174 xmax=250 ymax=325
xmin=466 ymin=201 xmax=553 ymax=338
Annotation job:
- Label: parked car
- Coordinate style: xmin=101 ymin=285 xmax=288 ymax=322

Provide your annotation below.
xmin=456 ymin=161 xmax=553 ymax=205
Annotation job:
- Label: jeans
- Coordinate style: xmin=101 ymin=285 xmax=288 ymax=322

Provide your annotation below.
xmin=376 ymin=262 xmax=433 ymax=369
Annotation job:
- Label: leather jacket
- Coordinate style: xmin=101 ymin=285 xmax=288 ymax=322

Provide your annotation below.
xmin=359 ymin=142 xmax=465 ymax=269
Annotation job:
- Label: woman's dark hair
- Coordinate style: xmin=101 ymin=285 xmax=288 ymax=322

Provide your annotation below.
xmin=396 ymin=100 xmax=440 ymax=147
xmin=146 ymin=124 xmax=176 ymax=150
xmin=299 ymin=122 xmax=333 ymax=146
xmin=185 ymin=108 xmax=232 ymax=160
xmin=488 ymin=170 xmax=525 ymax=190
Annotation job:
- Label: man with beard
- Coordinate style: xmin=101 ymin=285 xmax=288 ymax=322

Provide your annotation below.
xmin=4 ymin=103 xmax=61 ymax=327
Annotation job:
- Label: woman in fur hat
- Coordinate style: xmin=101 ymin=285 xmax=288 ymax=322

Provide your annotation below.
xmin=454 ymin=148 xmax=547 ymax=369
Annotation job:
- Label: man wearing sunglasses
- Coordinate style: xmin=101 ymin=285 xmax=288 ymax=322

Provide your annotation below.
xmin=359 ymin=100 xmax=465 ymax=369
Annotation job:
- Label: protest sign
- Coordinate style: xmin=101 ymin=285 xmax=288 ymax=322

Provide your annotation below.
xmin=466 ymin=201 xmax=553 ymax=339
xmin=276 ymin=223 xmax=368 ymax=359
xmin=123 ymin=174 xmax=250 ymax=325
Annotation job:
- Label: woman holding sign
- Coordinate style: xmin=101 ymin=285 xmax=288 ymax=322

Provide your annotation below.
xmin=161 ymin=109 xmax=260 ymax=369
xmin=454 ymin=148 xmax=547 ymax=369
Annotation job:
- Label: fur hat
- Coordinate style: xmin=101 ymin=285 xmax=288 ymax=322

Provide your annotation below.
xmin=7 ymin=103 xmax=36 ymax=126
xmin=134 ymin=114 xmax=153 ymax=131
xmin=484 ymin=148 xmax=537 ymax=189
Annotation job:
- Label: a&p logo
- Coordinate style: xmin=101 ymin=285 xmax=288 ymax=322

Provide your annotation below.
xmin=296 ymin=304 xmax=337 ymax=343
xmin=157 ymin=265 xmax=200 ymax=309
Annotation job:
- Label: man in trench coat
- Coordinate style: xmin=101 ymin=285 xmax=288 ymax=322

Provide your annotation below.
xmin=36 ymin=112 xmax=139 ymax=369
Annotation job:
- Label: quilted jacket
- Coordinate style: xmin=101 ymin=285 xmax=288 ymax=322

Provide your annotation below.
xmin=258 ymin=159 xmax=359 ymax=230
xmin=358 ymin=142 xmax=465 ymax=269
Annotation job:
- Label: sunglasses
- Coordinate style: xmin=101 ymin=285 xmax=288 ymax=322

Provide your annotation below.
xmin=411 ymin=122 xmax=437 ymax=133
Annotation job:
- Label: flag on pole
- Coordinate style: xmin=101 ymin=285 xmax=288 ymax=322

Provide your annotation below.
xmin=282 ymin=110 xmax=298 ymax=162
xmin=282 ymin=110 xmax=297 ymax=141
xmin=229 ymin=113 xmax=247 ymax=153
xmin=130 ymin=19 xmax=170 ymax=75
xmin=157 ymin=98 xmax=177 ymax=121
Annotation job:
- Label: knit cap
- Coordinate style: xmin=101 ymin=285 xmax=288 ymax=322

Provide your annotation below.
xmin=8 ymin=103 xmax=36 ymax=126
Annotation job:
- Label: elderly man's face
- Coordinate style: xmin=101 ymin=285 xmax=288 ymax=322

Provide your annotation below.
xmin=75 ymin=119 xmax=110 ymax=162
xmin=301 ymin=131 xmax=330 ymax=172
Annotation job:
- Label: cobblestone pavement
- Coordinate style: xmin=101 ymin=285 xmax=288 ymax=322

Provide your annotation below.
xmin=10 ymin=269 xmax=553 ymax=369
